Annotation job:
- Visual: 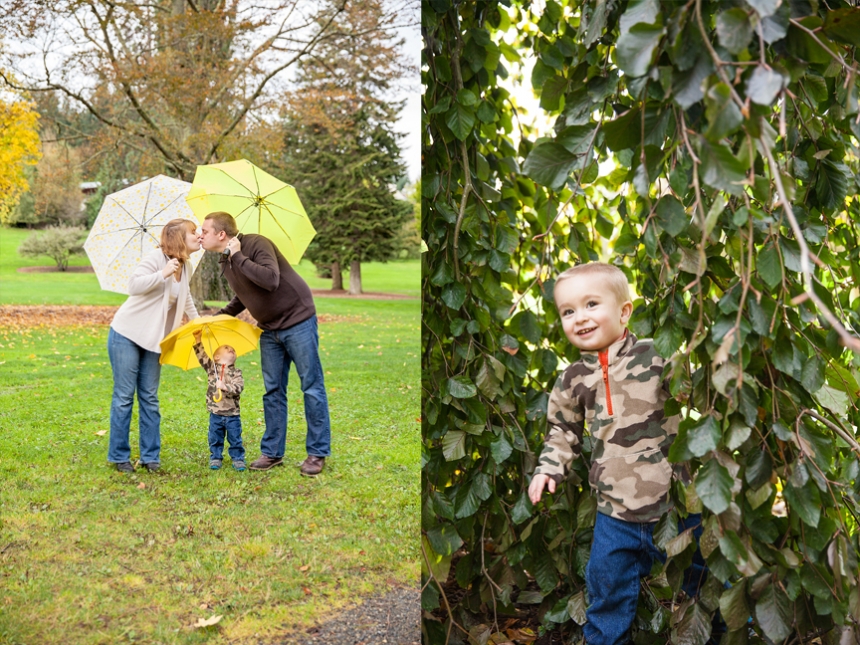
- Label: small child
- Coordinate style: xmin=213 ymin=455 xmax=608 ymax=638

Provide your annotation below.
xmin=528 ymin=262 xmax=707 ymax=645
xmin=192 ymin=329 xmax=246 ymax=471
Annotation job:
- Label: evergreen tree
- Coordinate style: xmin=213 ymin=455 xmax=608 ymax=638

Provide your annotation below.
xmin=279 ymin=0 xmax=413 ymax=293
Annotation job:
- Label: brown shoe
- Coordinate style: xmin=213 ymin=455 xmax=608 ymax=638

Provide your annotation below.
xmin=248 ymin=455 xmax=284 ymax=471
xmin=300 ymin=456 xmax=325 ymax=477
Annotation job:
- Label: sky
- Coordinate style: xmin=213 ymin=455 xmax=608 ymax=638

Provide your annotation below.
xmin=396 ymin=19 xmax=422 ymax=183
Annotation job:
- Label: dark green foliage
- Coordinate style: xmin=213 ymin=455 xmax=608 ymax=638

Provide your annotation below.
xmin=423 ymin=0 xmax=860 ymax=643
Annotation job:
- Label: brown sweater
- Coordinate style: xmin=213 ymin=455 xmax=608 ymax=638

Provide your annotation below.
xmin=217 ymin=233 xmax=316 ymax=331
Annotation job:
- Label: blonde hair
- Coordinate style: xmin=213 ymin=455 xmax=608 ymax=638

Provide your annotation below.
xmin=160 ymin=218 xmax=196 ymax=265
xmin=554 ymin=263 xmax=631 ymax=306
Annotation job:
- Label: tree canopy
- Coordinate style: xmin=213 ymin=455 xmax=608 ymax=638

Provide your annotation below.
xmin=0 ymin=88 xmax=40 ymax=223
xmin=422 ymin=0 xmax=860 ymax=643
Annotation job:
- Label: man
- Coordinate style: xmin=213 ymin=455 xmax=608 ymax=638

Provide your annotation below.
xmin=199 ymin=211 xmax=330 ymax=476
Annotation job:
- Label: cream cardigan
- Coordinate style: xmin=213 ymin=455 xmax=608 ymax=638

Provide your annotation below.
xmin=110 ymin=248 xmax=199 ymax=353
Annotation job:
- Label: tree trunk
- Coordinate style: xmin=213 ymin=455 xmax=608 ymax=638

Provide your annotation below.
xmin=331 ymin=260 xmax=343 ymax=290
xmin=348 ymin=259 xmax=362 ymax=295
xmin=190 ymin=252 xmax=233 ymax=308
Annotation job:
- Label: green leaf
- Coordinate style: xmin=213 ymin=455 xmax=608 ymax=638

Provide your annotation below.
xmin=695 ymin=458 xmax=734 ymax=514
xmin=557 ymin=125 xmax=597 ymax=155
xmin=511 ymin=489 xmax=534 ymax=524
xmin=698 ymin=138 xmax=746 ymax=195
xmin=454 ymin=480 xmax=481 ymax=517
xmin=442 ymin=430 xmax=468 ymax=461
xmin=441 ymin=282 xmax=467 ymax=310
xmin=595 ymin=212 xmax=615 ymax=238
xmin=801 ymin=355 xmax=825 ymax=393
xmin=672 ymin=55 xmax=713 ymax=110
xmin=540 ymin=75 xmax=569 ymax=111
xmin=755 ymin=584 xmax=792 ymax=643
xmin=426 ymin=524 xmax=463 ymax=556
xmin=756 ymin=243 xmax=783 ymax=288
xmin=476 ymin=360 xmax=502 ymax=399
xmin=654 ymin=322 xmax=684 ymax=358
xmin=783 ymin=480 xmax=821 ymax=527
xmin=719 ymin=584 xmax=750 ymax=631
xmin=544 ymin=596 xmax=570 ymax=623
xmin=747 ymin=0 xmax=779 ymax=18
xmin=603 ymin=108 xmax=641 ymax=151
xmin=567 ymin=591 xmax=587 ymax=625
xmin=705 ymin=83 xmax=743 ymax=141
xmin=813 ymin=384 xmax=849 ymax=417
xmin=815 ymin=159 xmax=849 ymax=211
xmin=822 ymin=8 xmax=860 ymax=46
xmin=432 ymin=490 xmax=455 ymax=520
xmin=447 ymin=376 xmax=477 ymax=399
xmin=716 ymin=9 xmax=753 ymax=54
xmin=665 ymin=527 xmax=694 ymax=557
xmin=490 ymin=431 xmax=513 ymax=464
xmin=617 ymin=22 xmax=664 ymax=78
xmin=456 ymin=88 xmax=478 ymax=106
xmin=653 ymin=509 xmax=679 ymax=549
xmin=671 ymin=600 xmax=712 ymax=645
xmin=445 ymin=103 xmax=476 ymax=141
xmin=725 ymin=418 xmax=751 ymax=451
xmin=688 ymin=415 xmax=721 ymax=458
xmin=422 ymin=535 xmax=453 ymax=583
xmin=515 ymin=310 xmax=542 ymax=344
xmin=655 ymin=195 xmax=689 ymax=236
xmin=523 ymin=142 xmax=578 ymax=190
xmin=746 ymin=66 xmax=785 ymax=105
xmin=532 ymin=550 xmax=558 ymax=592
xmin=619 ymin=0 xmax=660 ymax=32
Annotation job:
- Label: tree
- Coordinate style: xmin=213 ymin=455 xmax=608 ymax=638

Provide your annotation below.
xmin=423 ymin=1 xmax=860 ymax=644
xmin=0 ymin=89 xmax=41 ymax=224
xmin=18 ymin=226 xmax=86 ymax=270
xmin=18 ymin=140 xmax=84 ymax=226
xmin=280 ymin=0 xmax=415 ymax=293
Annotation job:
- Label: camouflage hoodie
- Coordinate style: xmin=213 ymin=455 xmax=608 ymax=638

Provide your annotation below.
xmin=534 ymin=331 xmax=679 ymax=523
xmin=193 ymin=341 xmax=244 ymax=417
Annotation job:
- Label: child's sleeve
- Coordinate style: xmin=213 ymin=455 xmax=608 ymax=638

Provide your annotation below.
xmin=533 ymin=372 xmax=585 ymax=484
xmin=222 ymin=368 xmax=244 ymax=396
xmin=193 ymin=341 xmax=213 ymax=372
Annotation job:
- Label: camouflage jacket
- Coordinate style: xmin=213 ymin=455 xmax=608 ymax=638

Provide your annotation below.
xmin=534 ymin=332 xmax=679 ymax=523
xmin=193 ymin=341 xmax=244 ymax=416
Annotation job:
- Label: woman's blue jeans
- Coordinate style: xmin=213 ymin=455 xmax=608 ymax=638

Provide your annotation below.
xmin=259 ymin=316 xmax=331 ymax=459
xmin=107 ymin=328 xmax=162 ymax=465
xmin=584 ymin=512 xmax=706 ymax=645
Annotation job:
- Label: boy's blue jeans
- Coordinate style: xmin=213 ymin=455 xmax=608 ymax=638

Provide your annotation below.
xmin=584 ymin=511 xmax=706 ymax=645
xmin=208 ymin=413 xmax=245 ymax=461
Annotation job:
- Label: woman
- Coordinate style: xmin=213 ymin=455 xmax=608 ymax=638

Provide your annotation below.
xmin=107 ymin=218 xmax=201 ymax=472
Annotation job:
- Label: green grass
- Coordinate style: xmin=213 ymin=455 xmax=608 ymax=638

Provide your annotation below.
xmin=0 ymin=297 xmax=419 ymax=644
xmin=0 ymin=226 xmax=420 ymax=304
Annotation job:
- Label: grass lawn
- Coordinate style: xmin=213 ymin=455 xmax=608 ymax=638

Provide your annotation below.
xmin=0 ymin=297 xmax=419 ymax=644
xmin=0 ymin=227 xmax=420 ymax=304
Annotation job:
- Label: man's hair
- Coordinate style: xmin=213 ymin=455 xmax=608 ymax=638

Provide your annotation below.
xmin=160 ymin=218 xmax=196 ymax=263
xmin=554 ymin=262 xmax=631 ymax=305
xmin=204 ymin=211 xmax=239 ymax=237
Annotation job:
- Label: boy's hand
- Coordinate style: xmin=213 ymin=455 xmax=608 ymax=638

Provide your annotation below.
xmin=216 ymin=378 xmax=225 ymax=390
xmin=528 ymin=474 xmax=556 ymax=505
xmin=192 ymin=329 xmax=202 ymax=342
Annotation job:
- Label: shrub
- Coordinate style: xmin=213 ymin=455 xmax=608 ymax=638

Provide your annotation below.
xmin=18 ymin=226 xmax=87 ymax=271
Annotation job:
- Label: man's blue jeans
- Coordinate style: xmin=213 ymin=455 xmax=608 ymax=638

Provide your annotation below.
xmin=208 ymin=413 xmax=245 ymax=461
xmin=584 ymin=512 xmax=706 ymax=645
xmin=259 ymin=316 xmax=331 ymax=459
xmin=107 ymin=328 xmax=162 ymax=465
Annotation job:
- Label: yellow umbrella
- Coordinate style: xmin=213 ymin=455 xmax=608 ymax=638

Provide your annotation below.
xmin=84 ymin=175 xmax=204 ymax=294
xmin=159 ymin=315 xmax=262 ymax=371
xmin=185 ymin=159 xmax=316 ymax=265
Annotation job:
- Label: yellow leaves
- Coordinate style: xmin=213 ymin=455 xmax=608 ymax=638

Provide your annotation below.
xmin=0 ymin=95 xmax=41 ymax=224
xmin=193 ymin=615 xmax=222 ymax=628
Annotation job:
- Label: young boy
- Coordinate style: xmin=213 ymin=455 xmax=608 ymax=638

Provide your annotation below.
xmin=528 ymin=262 xmax=704 ymax=645
xmin=192 ymin=329 xmax=246 ymax=471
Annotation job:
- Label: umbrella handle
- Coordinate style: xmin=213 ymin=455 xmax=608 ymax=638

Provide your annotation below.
xmin=212 ymin=363 xmax=226 ymax=402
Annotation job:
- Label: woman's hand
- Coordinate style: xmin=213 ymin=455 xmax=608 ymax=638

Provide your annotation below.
xmin=162 ymin=258 xmax=180 ymax=279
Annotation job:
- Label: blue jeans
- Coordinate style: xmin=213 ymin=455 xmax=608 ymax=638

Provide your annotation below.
xmin=107 ymin=328 xmax=162 ymax=465
xmin=584 ymin=512 xmax=706 ymax=645
xmin=209 ymin=413 xmax=244 ymax=461
xmin=259 ymin=316 xmax=331 ymax=458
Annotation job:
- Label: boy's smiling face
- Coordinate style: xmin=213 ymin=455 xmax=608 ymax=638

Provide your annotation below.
xmin=555 ymin=273 xmax=632 ymax=352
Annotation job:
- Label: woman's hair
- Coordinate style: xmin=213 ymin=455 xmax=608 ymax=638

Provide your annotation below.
xmin=160 ymin=218 xmax=197 ymax=263
xmin=554 ymin=262 xmax=632 ymax=305
xmin=204 ymin=211 xmax=239 ymax=237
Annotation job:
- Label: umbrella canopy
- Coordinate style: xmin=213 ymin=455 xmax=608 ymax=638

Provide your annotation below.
xmin=185 ymin=159 xmax=316 ymax=265
xmin=84 ymin=175 xmax=203 ymax=294
xmin=159 ymin=314 xmax=262 ymax=370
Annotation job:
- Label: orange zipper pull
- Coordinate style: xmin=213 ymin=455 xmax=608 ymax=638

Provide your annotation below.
xmin=599 ymin=350 xmax=613 ymax=416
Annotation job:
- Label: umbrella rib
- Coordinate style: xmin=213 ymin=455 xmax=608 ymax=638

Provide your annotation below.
xmin=261 ymin=203 xmax=296 ymax=243
xmin=210 ymin=167 xmax=258 ymax=198
xmin=103 ymin=196 xmax=145 ymax=228
xmin=144 ymin=193 xmax=191 ymax=225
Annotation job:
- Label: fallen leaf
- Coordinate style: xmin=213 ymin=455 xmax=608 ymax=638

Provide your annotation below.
xmin=349 ymin=436 xmax=362 ymax=440
xmin=94 ymin=430 xmax=107 ymax=436
xmin=302 ymin=587 xmax=312 ymax=595
xmin=137 ymin=483 xmax=146 ymax=490
xmin=193 ymin=615 xmax=222 ymax=628
xmin=299 ymin=564 xmax=310 ymax=571
xmin=199 ymin=603 xmax=209 ymax=610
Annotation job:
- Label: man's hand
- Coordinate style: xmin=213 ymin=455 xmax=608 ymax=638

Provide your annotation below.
xmin=192 ymin=329 xmax=202 ymax=342
xmin=226 ymin=237 xmax=241 ymax=256
xmin=528 ymin=474 xmax=556 ymax=505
